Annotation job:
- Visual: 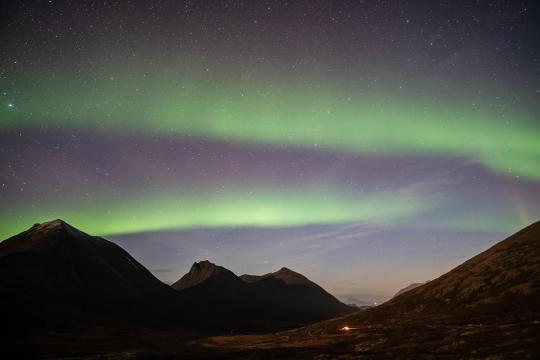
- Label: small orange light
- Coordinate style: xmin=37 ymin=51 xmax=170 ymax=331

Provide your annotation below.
xmin=341 ymin=326 xmax=350 ymax=331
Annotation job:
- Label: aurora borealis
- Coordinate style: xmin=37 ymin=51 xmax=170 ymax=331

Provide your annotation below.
xmin=3 ymin=69 xmax=540 ymax=180
xmin=1 ymin=1 xmax=539 ymax=297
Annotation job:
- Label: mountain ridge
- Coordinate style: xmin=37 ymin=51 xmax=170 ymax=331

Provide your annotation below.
xmin=171 ymin=259 xmax=355 ymax=332
xmin=240 ymin=267 xmax=315 ymax=285
xmin=0 ymin=220 xmax=353 ymax=336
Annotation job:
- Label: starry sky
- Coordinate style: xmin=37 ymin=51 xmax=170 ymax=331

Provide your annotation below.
xmin=1 ymin=1 xmax=539 ymax=300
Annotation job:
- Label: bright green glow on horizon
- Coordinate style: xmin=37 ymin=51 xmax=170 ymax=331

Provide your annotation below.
xmin=0 ymin=188 xmax=428 ymax=240
xmin=1 ymin=68 xmax=539 ymax=180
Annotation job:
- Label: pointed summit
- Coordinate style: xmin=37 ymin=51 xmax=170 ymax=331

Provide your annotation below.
xmin=31 ymin=219 xmax=73 ymax=231
xmin=42 ymin=218 xmax=67 ymax=226
xmin=0 ymin=219 xmax=93 ymax=256
xmin=30 ymin=219 xmax=90 ymax=238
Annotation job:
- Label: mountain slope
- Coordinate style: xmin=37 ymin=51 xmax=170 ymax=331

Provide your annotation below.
xmin=382 ymin=220 xmax=540 ymax=318
xmin=189 ymin=221 xmax=540 ymax=358
xmin=392 ymin=282 xmax=426 ymax=298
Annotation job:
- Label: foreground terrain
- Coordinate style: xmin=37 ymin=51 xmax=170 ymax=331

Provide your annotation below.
xmin=1 ymin=220 xmax=539 ymax=358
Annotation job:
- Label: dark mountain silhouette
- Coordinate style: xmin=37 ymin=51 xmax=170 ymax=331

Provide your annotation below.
xmin=0 ymin=219 xmax=179 ymax=330
xmin=173 ymin=260 xmax=354 ymax=332
xmin=240 ymin=266 xmax=352 ymax=322
xmin=0 ymin=219 xmax=175 ymax=298
xmin=187 ymin=221 xmax=540 ymax=358
xmin=0 ymin=219 xmax=355 ymax=359
xmin=392 ymin=282 xmax=426 ymax=298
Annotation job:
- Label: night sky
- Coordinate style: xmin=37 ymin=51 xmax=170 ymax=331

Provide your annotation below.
xmin=1 ymin=1 xmax=539 ymax=300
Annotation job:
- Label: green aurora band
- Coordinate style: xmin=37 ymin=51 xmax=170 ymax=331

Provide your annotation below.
xmin=0 ymin=188 xmax=428 ymax=239
xmin=1 ymin=67 xmax=539 ymax=238
xmin=2 ymin=67 xmax=539 ymax=181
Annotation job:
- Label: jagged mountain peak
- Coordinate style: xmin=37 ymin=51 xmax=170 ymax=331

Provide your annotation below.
xmin=191 ymin=259 xmax=219 ymax=270
xmin=172 ymin=260 xmax=239 ymax=290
